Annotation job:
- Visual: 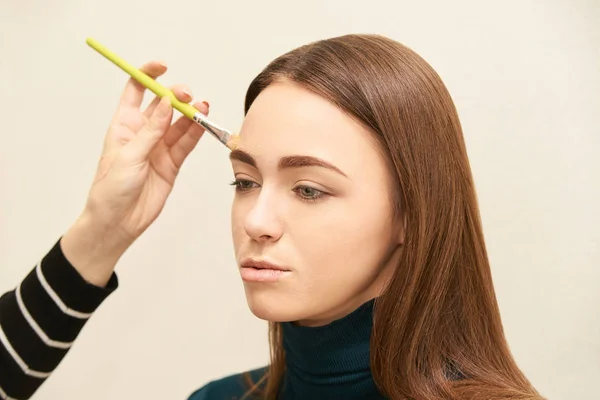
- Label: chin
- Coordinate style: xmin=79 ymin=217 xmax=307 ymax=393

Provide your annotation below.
xmin=243 ymin=285 xmax=301 ymax=322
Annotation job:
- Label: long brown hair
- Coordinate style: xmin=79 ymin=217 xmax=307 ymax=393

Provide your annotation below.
xmin=241 ymin=34 xmax=544 ymax=400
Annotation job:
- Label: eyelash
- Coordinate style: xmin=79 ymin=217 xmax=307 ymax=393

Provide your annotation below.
xmin=229 ymin=179 xmax=327 ymax=202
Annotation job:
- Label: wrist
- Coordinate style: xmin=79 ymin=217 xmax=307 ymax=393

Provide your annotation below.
xmin=60 ymin=212 xmax=133 ymax=287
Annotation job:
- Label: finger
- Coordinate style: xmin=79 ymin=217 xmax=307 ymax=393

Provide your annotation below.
xmin=170 ymin=123 xmax=205 ymax=169
xmin=123 ymin=96 xmax=173 ymax=162
xmin=119 ymin=60 xmax=168 ymax=109
xmin=163 ymin=101 xmax=209 ymax=146
xmin=169 ymin=102 xmax=209 ymax=168
xmin=163 ymin=116 xmax=193 ymax=147
xmin=144 ymin=84 xmax=194 ymax=118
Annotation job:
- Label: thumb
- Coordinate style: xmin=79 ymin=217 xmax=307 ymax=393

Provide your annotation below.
xmin=126 ymin=96 xmax=173 ymax=162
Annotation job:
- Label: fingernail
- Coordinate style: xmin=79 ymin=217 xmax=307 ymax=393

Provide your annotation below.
xmin=202 ymin=101 xmax=210 ymax=109
xmin=158 ymin=61 xmax=168 ymax=69
xmin=183 ymin=89 xmax=193 ymax=99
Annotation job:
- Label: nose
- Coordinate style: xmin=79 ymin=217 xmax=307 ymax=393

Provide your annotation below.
xmin=243 ymin=188 xmax=284 ymax=243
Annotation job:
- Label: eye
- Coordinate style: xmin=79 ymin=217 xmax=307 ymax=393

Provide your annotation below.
xmin=230 ymin=179 xmax=259 ymax=191
xmin=294 ymin=185 xmax=326 ymax=202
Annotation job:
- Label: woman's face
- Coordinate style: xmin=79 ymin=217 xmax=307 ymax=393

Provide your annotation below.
xmin=230 ymin=81 xmax=404 ymax=327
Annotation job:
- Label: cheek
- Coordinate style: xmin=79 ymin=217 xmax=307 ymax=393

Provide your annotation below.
xmin=294 ymin=196 xmax=396 ymax=280
xmin=230 ymin=198 xmax=248 ymax=256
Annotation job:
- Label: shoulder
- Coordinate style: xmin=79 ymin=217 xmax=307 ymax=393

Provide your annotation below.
xmin=187 ymin=366 xmax=268 ymax=400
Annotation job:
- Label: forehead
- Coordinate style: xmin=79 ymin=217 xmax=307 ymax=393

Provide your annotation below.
xmin=238 ymin=81 xmax=383 ymax=174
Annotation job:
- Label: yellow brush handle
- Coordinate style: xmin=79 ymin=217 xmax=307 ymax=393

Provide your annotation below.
xmin=86 ymin=37 xmax=198 ymax=119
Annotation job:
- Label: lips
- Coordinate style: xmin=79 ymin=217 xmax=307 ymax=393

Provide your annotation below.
xmin=240 ymin=259 xmax=291 ymax=282
xmin=241 ymin=259 xmax=291 ymax=271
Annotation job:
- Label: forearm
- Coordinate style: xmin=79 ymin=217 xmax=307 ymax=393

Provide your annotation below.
xmin=0 ymin=240 xmax=118 ymax=399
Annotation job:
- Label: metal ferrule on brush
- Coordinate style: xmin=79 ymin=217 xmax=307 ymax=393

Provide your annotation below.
xmin=193 ymin=112 xmax=233 ymax=146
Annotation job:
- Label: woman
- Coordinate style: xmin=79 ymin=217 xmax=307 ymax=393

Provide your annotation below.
xmin=0 ymin=34 xmax=544 ymax=400
xmin=188 ymin=34 xmax=545 ymax=399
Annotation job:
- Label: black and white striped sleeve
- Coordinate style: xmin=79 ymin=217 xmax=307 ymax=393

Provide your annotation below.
xmin=0 ymin=239 xmax=118 ymax=400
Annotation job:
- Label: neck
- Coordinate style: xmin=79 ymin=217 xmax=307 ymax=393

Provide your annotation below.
xmin=280 ymin=299 xmax=386 ymax=399
xmin=295 ymin=296 xmax=378 ymax=327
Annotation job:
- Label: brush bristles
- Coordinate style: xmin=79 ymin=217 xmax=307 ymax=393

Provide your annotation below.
xmin=226 ymin=134 xmax=240 ymax=151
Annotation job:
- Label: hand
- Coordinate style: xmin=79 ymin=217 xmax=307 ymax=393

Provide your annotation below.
xmin=61 ymin=60 xmax=209 ymax=286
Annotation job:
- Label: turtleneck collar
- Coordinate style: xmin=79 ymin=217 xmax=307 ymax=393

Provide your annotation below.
xmin=280 ymin=299 xmax=387 ymax=399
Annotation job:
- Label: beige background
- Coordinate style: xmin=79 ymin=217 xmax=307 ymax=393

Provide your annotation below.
xmin=1 ymin=1 xmax=598 ymax=399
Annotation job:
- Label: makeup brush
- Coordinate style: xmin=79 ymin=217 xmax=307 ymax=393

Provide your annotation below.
xmin=86 ymin=37 xmax=239 ymax=150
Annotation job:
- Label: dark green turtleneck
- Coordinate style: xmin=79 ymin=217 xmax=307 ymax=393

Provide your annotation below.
xmin=188 ymin=299 xmax=386 ymax=399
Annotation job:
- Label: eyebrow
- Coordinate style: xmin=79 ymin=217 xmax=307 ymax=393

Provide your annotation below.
xmin=229 ymin=149 xmax=348 ymax=178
